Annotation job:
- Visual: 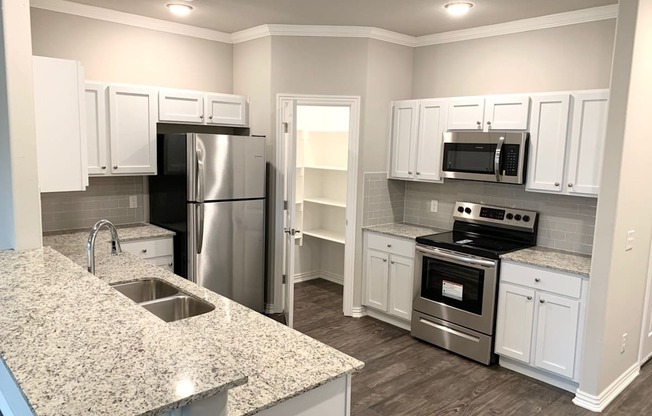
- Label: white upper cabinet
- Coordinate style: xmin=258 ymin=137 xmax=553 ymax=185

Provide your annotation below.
xmin=526 ymin=90 xmax=609 ymax=198
xmin=526 ymin=94 xmax=571 ymax=193
xmin=206 ymin=93 xmax=248 ymax=126
xmin=566 ymin=91 xmax=609 ymax=197
xmin=389 ymin=100 xmax=418 ymax=179
xmin=33 ymin=56 xmax=88 ymax=193
xmin=108 ymin=85 xmax=158 ymax=175
xmin=158 ymin=89 xmax=248 ymax=126
xmin=85 ymin=82 xmax=108 ymax=175
xmin=415 ymin=99 xmax=447 ymax=182
xmin=447 ymin=95 xmax=530 ymax=132
xmin=159 ymin=90 xmax=205 ymax=124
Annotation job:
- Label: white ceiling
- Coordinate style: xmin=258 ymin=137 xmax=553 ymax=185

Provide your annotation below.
xmin=61 ymin=0 xmax=617 ymax=37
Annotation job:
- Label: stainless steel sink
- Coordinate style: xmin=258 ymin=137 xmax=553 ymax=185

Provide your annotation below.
xmin=140 ymin=295 xmax=215 ymax=322
xmin=111 ymin=279 xmax=179 ymax=303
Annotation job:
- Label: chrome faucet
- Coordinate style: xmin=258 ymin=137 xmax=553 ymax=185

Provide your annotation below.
xmin=87 ymin=219 xmax=122 ymax=274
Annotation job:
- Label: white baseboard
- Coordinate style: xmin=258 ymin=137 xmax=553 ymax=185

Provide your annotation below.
xmin=294 ymin=270 xmax=344 ymax=285
xmin=499 ymin=357 xmax=578 ymax=393
xmin=351 ymin=306 xmax=367 ymax=318
xmin=573 ymin=362 xmax=640 ymax=412
xmin=366 ymin=308 xmax=411 ymax=331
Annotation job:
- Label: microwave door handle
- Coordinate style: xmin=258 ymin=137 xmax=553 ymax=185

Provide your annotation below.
xmin=416 ymin=246 xmax=496 ymax=268
xmin=494 ymin=136 xmax=505 ymax=182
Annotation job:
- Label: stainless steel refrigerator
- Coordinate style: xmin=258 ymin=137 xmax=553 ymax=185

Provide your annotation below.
xmin=149 ymin=132 xmax=266 ymax=312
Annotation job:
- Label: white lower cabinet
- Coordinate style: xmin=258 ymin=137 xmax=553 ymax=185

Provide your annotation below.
xmin=363 ymin=232 xmax=415 ymax=328
xmin=495 ymin=261 xmax=587 ymax=391
xmin=120 ymin=237 xmax=174 ymax=272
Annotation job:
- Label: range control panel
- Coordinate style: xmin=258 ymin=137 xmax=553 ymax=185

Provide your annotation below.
xmin=454 ymin=202 xmax=538 ymax=231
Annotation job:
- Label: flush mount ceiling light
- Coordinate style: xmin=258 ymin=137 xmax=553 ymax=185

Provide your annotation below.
xmin=444 ymin=2 xmax=474 ymax=17
xmin=167 ymin=3 xmax=194 ymax=17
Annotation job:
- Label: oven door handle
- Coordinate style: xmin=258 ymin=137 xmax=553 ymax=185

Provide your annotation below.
xmin=417 ymin=246 xmax=497 ymax=268
xmin=494 ymin=136 xmax=505 ymax=182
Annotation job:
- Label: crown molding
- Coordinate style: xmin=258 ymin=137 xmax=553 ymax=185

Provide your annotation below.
xmin=30 ymin=0 xmax=232 ymax=44
xmin=415 ymin=4 xmax=618 ymax=47
xmin=232 ymin=24 xmax=416 ymax=47
xmin=30 ymin=1 xmax=617 ymax=48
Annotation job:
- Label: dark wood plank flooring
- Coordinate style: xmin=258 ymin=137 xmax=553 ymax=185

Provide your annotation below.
xmin=292 ymin=278 xmax=652 ymax=416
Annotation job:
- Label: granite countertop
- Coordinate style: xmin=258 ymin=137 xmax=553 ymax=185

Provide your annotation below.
xmin=501 ymin=246 xmax=592 ymax=277
xmin=363 ymin=223 xmax=448 ymax=240
xmin=0 ymin=226 xmax=363 ymax=416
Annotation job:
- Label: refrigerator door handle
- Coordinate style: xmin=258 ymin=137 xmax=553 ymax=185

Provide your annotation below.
xmin=196 ymin=203 xmax=204 ymax=254
xmin=196 ymin=141 xmax=205 ymax=204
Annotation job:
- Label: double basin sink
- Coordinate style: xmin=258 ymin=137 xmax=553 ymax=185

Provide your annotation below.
xmin=111 ymin=279 xmax=215 ymax=322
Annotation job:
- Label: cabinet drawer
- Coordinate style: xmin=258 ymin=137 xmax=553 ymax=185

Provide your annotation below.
xmin=121 ymin=238 xmax=173 ymax=259
xmin=367 ymin=233 xmax=415 ymax=258
xmin=501 ymin=261 xmax=582 ymax=298
xmin=147 ymin=255 xmax=174 ymax=272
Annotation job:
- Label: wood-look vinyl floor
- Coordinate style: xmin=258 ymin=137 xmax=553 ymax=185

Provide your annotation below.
xmin=292 ymin=278 xmax=652 ymax=416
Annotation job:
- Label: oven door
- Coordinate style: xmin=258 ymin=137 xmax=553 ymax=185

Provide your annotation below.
xmin=413 ymin=245 xmax=498 ymax=335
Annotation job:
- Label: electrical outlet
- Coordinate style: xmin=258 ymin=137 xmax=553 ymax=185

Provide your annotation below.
xmin=129 ymin=195 xmax=138 ymax=209
xmin=430 ymin=200 xmax=439 ymax=213
xmin=626 ymin=230 xmax=635 ymax=251
xmin=621 ymin=333 xmax=628 ymax=354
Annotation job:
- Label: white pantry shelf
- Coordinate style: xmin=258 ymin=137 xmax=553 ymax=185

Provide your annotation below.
xmin=303 ymin=197 xmax=346 ymax=208
xmin=302 ymin=229 xmax=345 ymax=244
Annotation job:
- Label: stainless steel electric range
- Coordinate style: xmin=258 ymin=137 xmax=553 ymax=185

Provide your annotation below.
xmin=411 ymin=201 xmax=539 ymax=365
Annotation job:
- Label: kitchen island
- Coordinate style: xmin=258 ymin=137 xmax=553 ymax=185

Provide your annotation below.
xmin=0 ymin=225 xmax=363 ymax=416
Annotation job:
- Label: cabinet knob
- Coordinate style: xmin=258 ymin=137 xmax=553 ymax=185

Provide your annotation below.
xmin=416 ymin=172 xmax=421 ymax=175
xmin=209 ymin=115 xmax=213 ymax=120
xmin=534 ymin=278 xmax=541 ymax=283
xmin=101 ymin=166 xmax=107 ymax=170
xmin=408 ymin=171 xmax=413 ymax=174
xmin=141 ymin=249 xmax=147 ymax=254
xmin=168 ymin=262 xmax=173 ymax=267
xmin=476 ymin=121 xmax=481 ymax=126
xmin=527 ymin=296 xmax=532 ymax=301
xmin=568 ymin=183 xmax=574 ymax=188
xmin=383 ymin=259 xmax=387 ymax=263
xmin=113 ymin=166 xmax=118 ymax=169
xmin=540 ymin=299 xmax=546 ymax=304
xmin=199 ymin=114 xmax=204 ymax=119
xmin=554 ymin=182 xmax=560 ymax=186
xmin=387 ymin=244 xmax=392 ymax=248
xmin=487 ymin=121 xmax=492 ymax=126
xmin=391 ymin=260 xmax=395 ymax=264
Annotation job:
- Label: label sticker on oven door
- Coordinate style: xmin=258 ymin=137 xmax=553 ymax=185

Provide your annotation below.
xmin=442 ymin=280 xmax=464 ymax=301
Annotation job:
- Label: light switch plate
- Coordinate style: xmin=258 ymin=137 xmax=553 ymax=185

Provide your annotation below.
xmin=626 ymin=230 xmax=635 ymax=251
xmin=129 ymin=195 xmax=138 ymax=209
xmin=430 ymin=200 xmax=438 ymax=213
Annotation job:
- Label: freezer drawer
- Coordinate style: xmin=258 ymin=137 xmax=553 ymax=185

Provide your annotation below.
xmin=188 ymin=199 xmax=265 ymax=312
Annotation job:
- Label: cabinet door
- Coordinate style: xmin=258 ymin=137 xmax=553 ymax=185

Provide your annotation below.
xmin=85 ymin=83 xmax=108 ymax=176
xmin=389 ymin=100 xmax=418 ymax=179
xmin=159 ymin=90 xmax=205 ymax=124
xmin=526 ymin=94 xmax=571 ymax=193
xmin=447 ymin=98 xmax=484 ymax=130
xmin=33 ymin=56 xmax=88 ymax=192
xmin=566 ymin=91 xmax=609 ymax=197
xmin=364 ymin=249 xmax=389 ymax=312
xmin=495 ymin=283 xmax=536 ymax=363
xmin=108 ymin=85 xmax=157 ymax=175
xmin=388 ymin=254 xmax=414 ymax=321
xmin=415 ymin=99 xmax=447 ymax=182
xmin=534 ymin=292 xmax=580 ymax=379
xmin=206 ymin=93 xmax=248 ymax=126
xmin=484 ymin=95 xmax=530 ymax=131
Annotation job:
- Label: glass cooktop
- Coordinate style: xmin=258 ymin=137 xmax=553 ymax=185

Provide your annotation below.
xmin=416 ymin=231 xmax=533 ymax=260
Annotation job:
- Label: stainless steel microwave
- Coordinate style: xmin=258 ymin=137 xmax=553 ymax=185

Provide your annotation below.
xmin=440 ymin=131 xmax=528 ymax=184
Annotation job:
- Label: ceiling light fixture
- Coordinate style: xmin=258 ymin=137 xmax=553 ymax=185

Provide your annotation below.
xmin=167 ymin=3 xmax=194 ymax=17
xmin=444 ymin=2 xmax=474 ymax=17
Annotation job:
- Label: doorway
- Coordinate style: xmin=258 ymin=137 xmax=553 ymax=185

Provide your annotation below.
xmin=276 ymin=95 xmax=360 ymax=327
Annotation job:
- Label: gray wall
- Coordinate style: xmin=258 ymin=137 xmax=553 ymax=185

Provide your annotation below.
xmin=412 ymin=20 xmax=616 ymax=98
xmin=362 ymin=172 xmax=405 ymax=227
xmin=41 ymin=177 xmax=145 ymax=232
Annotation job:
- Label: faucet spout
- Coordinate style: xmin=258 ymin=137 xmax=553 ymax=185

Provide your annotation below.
xmin=87 ymin=219 xmax=122 ymax=274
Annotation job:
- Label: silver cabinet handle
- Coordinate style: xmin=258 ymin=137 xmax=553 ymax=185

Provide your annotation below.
xmin=417 ymin=245 xmax=497 ymax=268
xmin=494 ymin=136 xmax=505 ymax=182
xmin=387 ymin=244 xmax=392 ymax=248
xmin=141 ymin=249 xmax=147 ymax=254
xmin=527 ymin=296 xmax=532 ymax=300
xmin=535 ymin=278 xmax=541 ymax=283
xmin=540 ymin=299 xmax=546 ymax=304
xmin=568 ymin=183 xmax=574 ymax=188
xmin=391 ymin=260 xmax=395 ymax=264
xmin=555 ymin=182 xmax=560 ymax=186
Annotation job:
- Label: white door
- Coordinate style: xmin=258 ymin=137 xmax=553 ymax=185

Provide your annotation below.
xmin=447 ymin=98 xmax=484 ymax=130
xmin=108 ymin=85 xmax=157 ymax=175
xmin=534 ymin=292 xmax=580 ymax=379
xmin=566 ymin=91 xmax=609 ymax=197
xmin=484 ymin=95 xmax=530 ymax=131
xmin=526 ymin=94 xmax=571 ymax=193
xmin=389 ymin=100 xmax=418 ymax=179
xmin=364 ymin=249 xmax=389 ymax=312
xmin=281 ymin=99 xmax=298 ymax=328
xmin=639 ymin=244 xmax=652 ymax=364
xmin=85 ymin=82 xmax=108 ymax=176
xmin=415 ymin=99 xmax=447 ymax=182
xmin=159 ymin=90 xmax=205 ymax=124
xmin=206 ymin=93 xmax=248 ymax=126
xmin=388 ymin=254 xmax=414 ymax=321
xmin=495 ymin=283 xmax=536 ymax=363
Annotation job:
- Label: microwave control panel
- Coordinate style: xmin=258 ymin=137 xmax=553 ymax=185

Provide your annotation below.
xmin=501 ymin=144 xmax=520 ymax=176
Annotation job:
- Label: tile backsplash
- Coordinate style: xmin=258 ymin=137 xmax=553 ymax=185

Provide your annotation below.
xmin=363 ymin=173 xmax=597 ymax=255
xmin=41 ymin=177 xmax=146 ymax=232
